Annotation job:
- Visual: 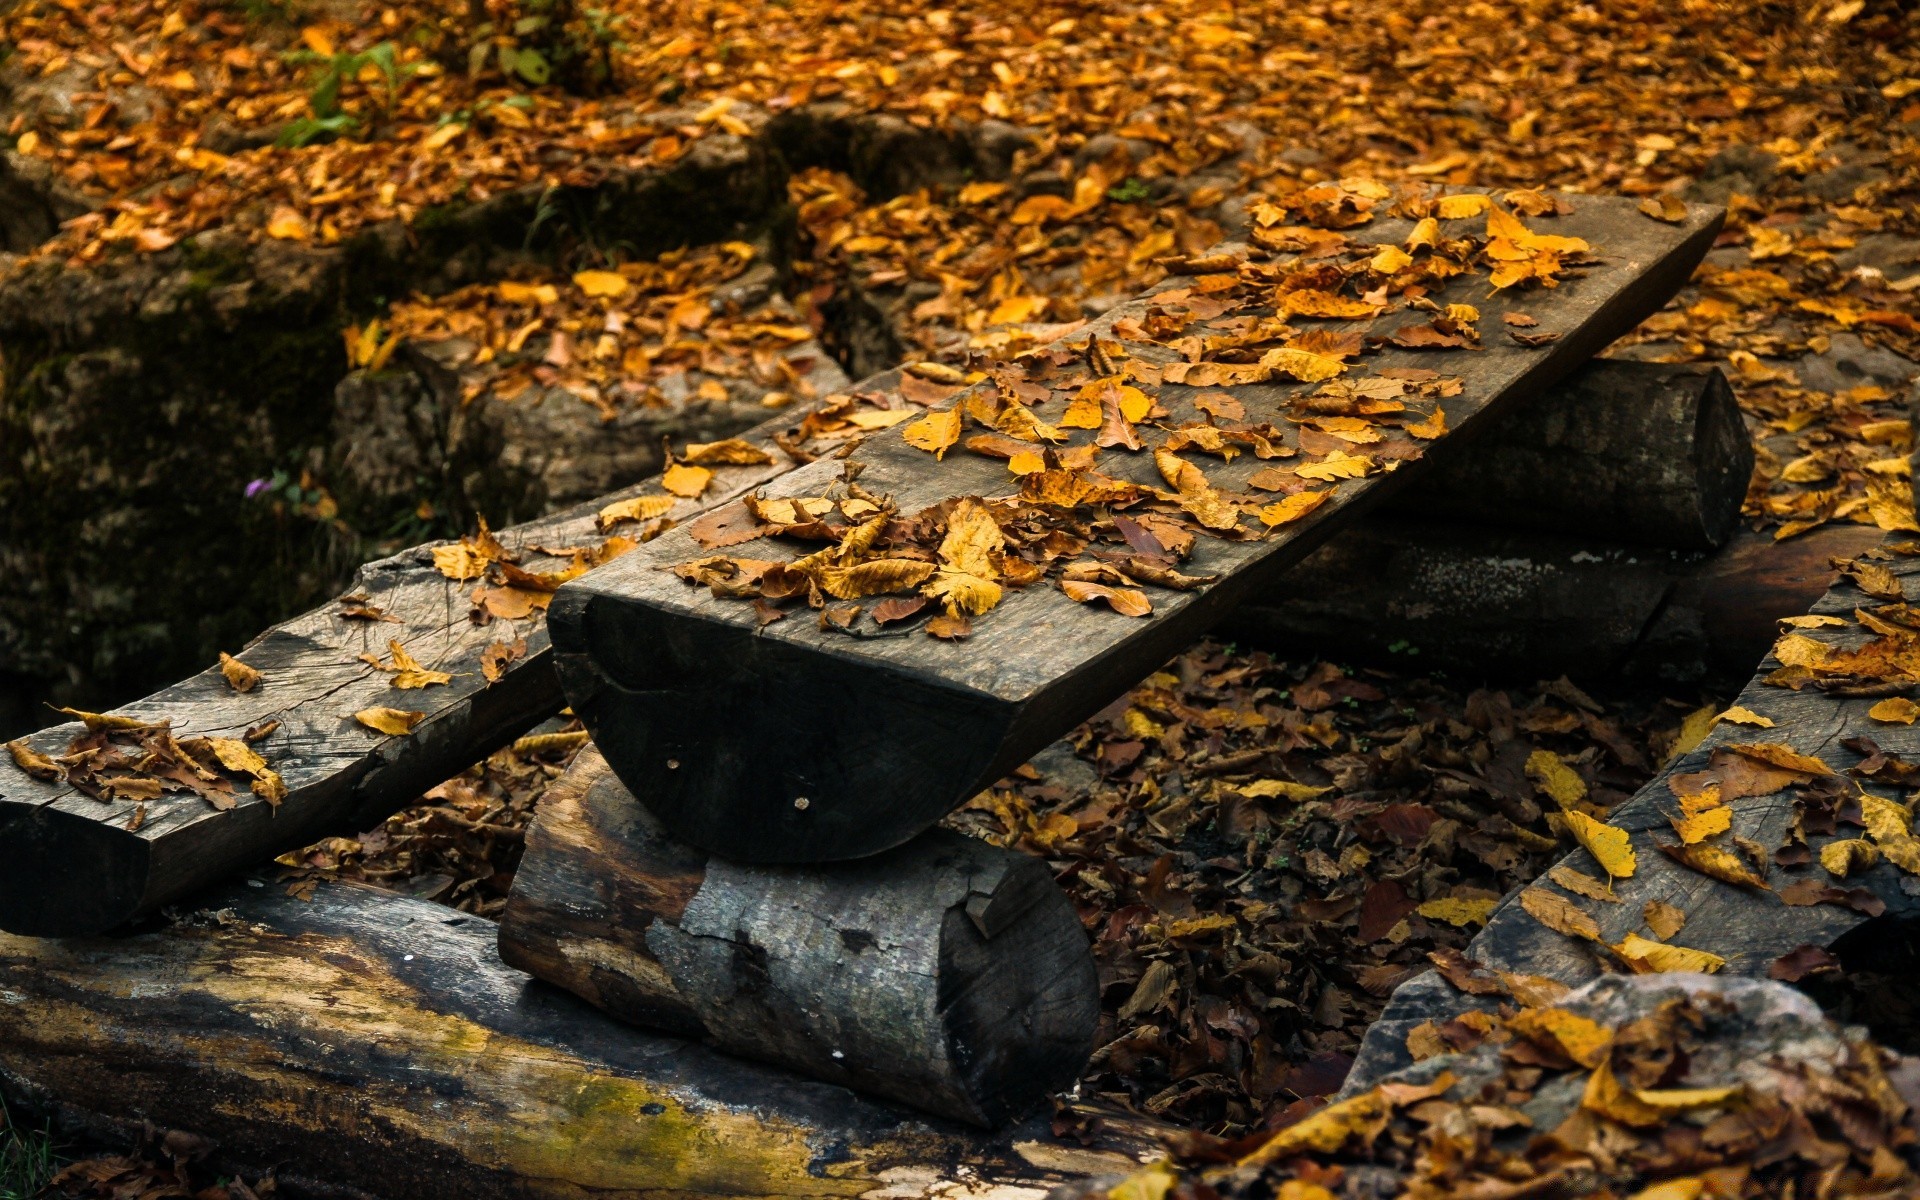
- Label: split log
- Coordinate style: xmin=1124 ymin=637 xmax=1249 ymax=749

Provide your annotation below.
xmin=554 ymin=195 xmax=1725 ymax=864
xmin=0 ymin=876 xmax=1156 ymax=1200
xmin=1346 ymin=401 xmax=1920 ymax=1091
xmin=1383 ymin=358 xmax=1751 ymax=550
xmin=1223 ymin=521 xmax=1886 ymax=682
xmin=498 ymin=745 xmax=1099 ymax=1128
xmin=0 ymin=371 xmax=919 ymax=937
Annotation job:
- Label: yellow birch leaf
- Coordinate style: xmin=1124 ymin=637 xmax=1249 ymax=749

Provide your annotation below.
xmin=1821 ymin=837 xmax=1880 ymax=877
xmin=1670 ymin=805 xmax=1731 ymax=845
xmin=573 ymin=269 xmax=630 ymax=298
xmin=1435 ymin=194 xmax=1491 ymax=219
xmin=681 ymin=438 xmax=774 ymax=466
xmin=1870 ymin=697 xmax=1920 ymax=724
xmin=1233 ymin=1090 xmax=1394 ymax=1169
xmin=1526 ymin=749 xmax=1588 ymax=807
xmin=219 ymin=652 xmax=262 ymax=693
xmin=1258 ymin=490 xmax=1331 ymax=528
xmin=598 ymin=494 xmax=677 ymax=529
xmin=1296 ymin=450 xmax=1375 ymax=481
xmin=354 ymin=707 xmax=424 ymax=736
xmin=1519 ymin=886 xmax=1603 ymax=942
xmin=1717 ymin=705 xmax=1774 ymax=727
xmin=817 ymin=560 xmax=936 ymax=600
xmin=1371 ymin=244 xmax=1414 ymax=274
xmin=1547 ymin=865 xmax=1621 ymax=902
xmin=1237 ymin=779 xmax=1331 ymax=801
xmin=662 ymin=462 xmax=713 ymax=499
xmin=1507 ymin=1006 xmax=1611 ymax=1067
xmin=1262 ymin=346 xmax=1349 ymax=383
xmin=1416 ymin=897 xmax=1496 ymax=926
xmin=1613 ymin=932 xmax=1726 ymax=974
xmin=1563 ymin=809 xmax=1636 ymax=879
xmin=1007 ymin=451 xmax=1045 ymax=475
xmin=903 ymin=407 xmax=964 ymax=459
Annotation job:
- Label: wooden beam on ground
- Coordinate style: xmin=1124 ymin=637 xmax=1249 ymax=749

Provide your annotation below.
xmin=1347 ymin=399 xmax=1920 ymax=1090
xmin=0 ymin=877 xmax=1155 ymax=1200
xmin=554 ymin=194 xmax=1725 ymax=864
xmin=1223 ymin=521 xmax=1885 ymax=682
xmin=0 ymin=373 xmax=918 ymax=937
xmin=1384 ymin=358 xmax=1752 ymax=550
xmin=499 ymin=745 xmax=1099 ymax=1128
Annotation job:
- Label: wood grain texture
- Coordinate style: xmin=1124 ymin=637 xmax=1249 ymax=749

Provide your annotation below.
xmin=0 ymin=373 xmax=919 ymax=937
xmin=0 ymin=876 xmax=1151 ymax=1200
xmin=556 ymin=196 xmax=1726 ymax=863
xmin=1225 ymin=522 xmax=1883 ymax=683
xmin=1347 ymin=396 xmax=1920 ymax=1090
xmin=499 ymin=746 xmax=1098 ymax=1127
xmin=1384 ymin=358 xmax=1752 ymax=550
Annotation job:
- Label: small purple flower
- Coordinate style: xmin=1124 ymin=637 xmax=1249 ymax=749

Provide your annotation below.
xmin=245 ymin=478 xmax=271 ymax=499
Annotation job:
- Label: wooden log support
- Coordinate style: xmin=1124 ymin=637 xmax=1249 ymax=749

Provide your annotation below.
xmin=1383 ymin=358 xmax=1752 ymax=550
xmin=553 ymin=196 xmax=1724 ymax=864
xmin=1224 ymin=522 xmax=1885 ymax=682
xmin=0 ymin=877 xmax=1153 ymax=1200
xmin=498 ymin=746 xmax=1098 ymax=1127
xmin=1346 ymin=399 xmax=1920 ymax=1091
xmin=0 ymin=371 xmax=898 ymax=936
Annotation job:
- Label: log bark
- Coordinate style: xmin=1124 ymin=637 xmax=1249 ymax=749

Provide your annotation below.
xmin=554 ymin=196 xmax=1725 ymax=864
xmin=1383 ymin=359 xmax=1751 ymax=550
xmin=0 ymin=371 xmax=920 ymax=937
xmin=0 ymin=876 xmax=1156 ymax=1200
xmin=1223 ymin=521 xmax=1886 ymax=683
xmin=498 ymin=745 xmax=1099 ymax=1128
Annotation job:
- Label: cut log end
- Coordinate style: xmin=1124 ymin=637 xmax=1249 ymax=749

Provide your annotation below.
xmin=498 ymin=746 xmax=1099 ymax=1127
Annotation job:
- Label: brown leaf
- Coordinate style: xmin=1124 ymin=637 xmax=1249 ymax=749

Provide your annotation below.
xmin=219 ymin=652 xmax=262 ymax=693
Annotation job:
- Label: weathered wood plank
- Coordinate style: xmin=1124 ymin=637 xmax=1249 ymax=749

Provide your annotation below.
xmin=0 ymin=876 xmax=1155 ymax=1200
xmin=1347 ymin=401 xmax=1920 ymax=1091
xmin=0 ymin=374 xmax=920 ymax=937
xmin=498 ymin=744 xmax=1098 ymax=1127
xmin=555 ymin=194 xmax=1725 ymax=863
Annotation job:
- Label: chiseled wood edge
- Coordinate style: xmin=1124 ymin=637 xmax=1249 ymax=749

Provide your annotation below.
xmin=0 ymin=876 xmax=1153 ymax=1200
xmin=0 ymin=371 xmax=913 ymax=936
xmin=555 ymin=195 xmax=1727 ymax=863
xmin=1346 ymin=396 xmax=1920 ymax=1092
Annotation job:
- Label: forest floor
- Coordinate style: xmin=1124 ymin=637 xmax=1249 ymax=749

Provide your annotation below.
xmin=1 ymin=0 xmax=1918 ymax=1196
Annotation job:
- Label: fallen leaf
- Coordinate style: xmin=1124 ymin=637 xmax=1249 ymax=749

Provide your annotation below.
xmin=218 ymin=652 xmax=261 ymax=693
xmin=354 ymin=707 xmax=425 ymax=736
xmin=662 ymin=461 xmax=714 ymax=499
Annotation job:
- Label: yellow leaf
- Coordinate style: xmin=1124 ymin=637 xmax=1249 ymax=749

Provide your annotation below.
xmin=1670 ymin=805 xmax=1731 ymax=845
xmin=1416 ymin=897 xmax=1496 ymax=926
xmin=993 ymin=399 xmax=1066 ymax=443
xmin=1296 ymin=450 xmax=1374 ymax=481
xmin=1107 ymin=1164 xmax=1177 ymax=1200
xmin=1237 ymin=779 xmax=1330 ymax=802
xmin=1060 ymin=579 xmax=1153 ymax=617
xmin=1665 ymin=703 xmax=1719 ymax=763
xmin=597 ymin=494 xmax=677 ymax=529
xmin=1258 ymin=490 xmax=1331 ymax=528
xmin=662 ymin=462 xmax=713 ymax=499
xmin=938 ymin=498 xmax=1004 ymax=580
xmin=926 ymin=569 xmax=1003 ymax=617
xmin=1371 ymin=244 xmax=1414 ymax=274
xmin=1406 ymin=406 xmax=1447 ymax=439
xmin=218 ymin=652 xmax=261 ymax=693
xmin=266 ymin=206 xmax=311 ymax=241
xmin=354 ymin=707 xmax=424 ymax=736
xmin=1613 ymin=932 xmax=1725 ymax=974
xmin=1507 ymin=1006 xmax=1611 ymax=1067
xmin=1519 ymin=886 xmax=1602 ymax=942
xmin=1644 ymin=899 xmax=1687 ymax=939
xmin=1629 ymin=1180 xmax=1706 ymax=1200
xmin=1563 ymin=809 xmax=1636 ymax=879
xmin=6 ymin=740 xmax=63 ymax=781
xmin=1662 ymin=841 xmax=1768 ymax=889
xmin=1871 ymin=697 xmax=1920 ymax=724
xmin=1262 ymin=346 xmax=1349 ymax=383
xmin=1821 ymin=837 xmax=1879 ymax=877
xmin=573 ymin=269 xmax=630 ymax=298
xmin=1717 ymin=705 xmax=1774 ymax=727
xmin=1526 ymin=749 xmax=1587 ymax=808
xmin=681 ymin=438 xmax=773 ymax=466
xmin=1435 ymin=194 xmax=1491 ymax=219
xmin=50 ymin=707 xmax=155 ymax=732
xmin=1234 ymin=1089 xmax=1394 ymax=1169
xmin=1725 ymin=741 xmax=1834 ymax=776
xmin=1007 ymin=451 xmax=1045 ymax=475
xmin=498 ymin=281 xmax=559 ymax=306
xmin=816 ymin=559 xmax=936 ymax=600
xmin=902 ymin=407 xmax=963 ymax=459
xmin=1547 ymin=865 xmax=1621 ymax=902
